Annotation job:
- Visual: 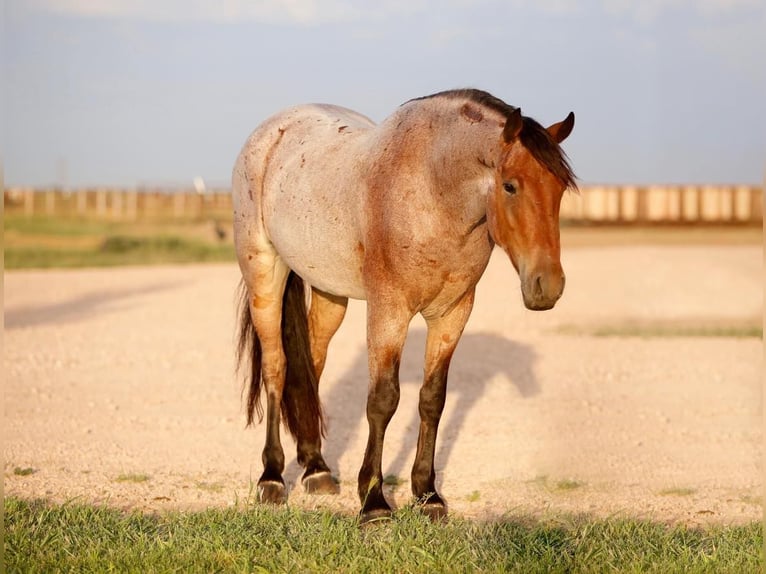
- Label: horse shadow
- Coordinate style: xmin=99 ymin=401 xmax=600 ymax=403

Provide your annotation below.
xmin=284 ymin=328 xmax=539 ymax=490
xmin=4 ymin=282 xmax=181 ymax=329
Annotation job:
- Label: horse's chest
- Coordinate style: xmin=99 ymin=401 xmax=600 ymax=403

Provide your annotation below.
xmin=388 ymin=237 xmax=493 ymax=313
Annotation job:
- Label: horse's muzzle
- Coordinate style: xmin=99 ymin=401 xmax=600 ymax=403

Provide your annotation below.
xmin=521 ymin=267 xmax=565 ymax=311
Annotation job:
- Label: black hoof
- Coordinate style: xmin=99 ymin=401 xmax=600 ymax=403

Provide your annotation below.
xmin=257 ymin=480 xmax=286 ymax=504
xmin=302 ymin=471 xmax=340 ymax=495
xmin=359 ymin=507 xmax=392 ymax=526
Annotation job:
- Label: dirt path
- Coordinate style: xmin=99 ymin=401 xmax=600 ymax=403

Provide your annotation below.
xmin=4 ymin=244 xmax=762 ymax=525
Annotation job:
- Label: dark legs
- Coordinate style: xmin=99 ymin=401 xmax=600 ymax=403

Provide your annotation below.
xmin=357 ymin=291 xmax=474 ymax=523
xmin=244 ymin=245 xmax=473 ymax=519
xmin=244 ymin=255 xmax=290 ymax=503
xmin=243 ymin=258 xmax=345 ymax=501
xmin=411 ymin=291 xmax=475 ymax=520
xmin=297 ymin=288 xmax=348 ymax=494
xmin=357 ymin=303 xmax=411 ymax=522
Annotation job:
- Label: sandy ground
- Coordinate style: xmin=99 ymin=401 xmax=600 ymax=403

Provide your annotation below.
xmin=4 ymin=243 xmax=763 ymax=525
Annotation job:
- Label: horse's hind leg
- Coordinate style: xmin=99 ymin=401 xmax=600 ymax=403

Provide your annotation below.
xmin=412 ymin=290 xmax=476 ymax=521
xmin=298 ymin=287 xmax=348 ymax=495
xmin=358 ymin=300 xmax=411 ymax=523
xmin=242 ymin=253 xmax=291 ymax=503
xmin=308 ymin=288 xmax=348 ymax=382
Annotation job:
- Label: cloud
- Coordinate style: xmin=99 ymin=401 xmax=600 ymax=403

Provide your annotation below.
xmin=447 ymin=0 xmax=580 ymax=16
xmin=695 ymin=0 xmax=763 ymax=16
xmin=688 ymin=8 xmax=766 ymax=82
xmin=25 ymin=0 xmax=427 ymax=25
xmin=601 ymin=0 xmax=763 ymax=24
xmin=601 ymin=0 xmax=765 ymax=86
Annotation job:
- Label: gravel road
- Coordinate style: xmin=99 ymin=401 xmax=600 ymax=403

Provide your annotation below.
xmin=4 ymin=243 xmax=762 ymax=524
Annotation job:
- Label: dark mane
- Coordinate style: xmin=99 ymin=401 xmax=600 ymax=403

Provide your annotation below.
xmin=408 ymin=89 xmax=577 ymax=189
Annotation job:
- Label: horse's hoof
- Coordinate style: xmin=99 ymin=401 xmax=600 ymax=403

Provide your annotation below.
xmin=359 ymin=508 xmax=392 ymax=526
xmin=257 ymin=480 xmax=286 ymax=504
xmin=415 ymin=492 xmax=447 ymax=521
xmin=420 ymin=502 xmax=447 ymax=522
xmin=302 ymin=471 xmax=340 ymax=495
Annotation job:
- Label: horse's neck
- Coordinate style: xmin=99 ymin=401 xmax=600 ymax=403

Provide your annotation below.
xmin=402 ymin=102 xmax=502 ymax=230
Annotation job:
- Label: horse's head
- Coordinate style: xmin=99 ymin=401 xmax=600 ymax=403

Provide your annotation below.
xmin=487 ymin=108 xmax=575 ymax=311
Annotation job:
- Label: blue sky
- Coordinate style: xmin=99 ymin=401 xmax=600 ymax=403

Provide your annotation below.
xmin=3 ymin=0 xmax=765 ymax=187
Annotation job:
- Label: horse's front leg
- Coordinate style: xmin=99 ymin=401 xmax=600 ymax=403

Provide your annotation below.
xmin=412 ymin=290 xmax=476 ymax=520
xmin=244 ymin=255 xmax=290 ymax=504
xmin=358 ymin=301 xmax=411 ymax=523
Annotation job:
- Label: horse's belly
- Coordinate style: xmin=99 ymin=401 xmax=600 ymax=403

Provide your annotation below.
xmin=265 ymin=194 xmax=367 ymax=300
xmin=279 ymin=241 xmax=366 ymax=300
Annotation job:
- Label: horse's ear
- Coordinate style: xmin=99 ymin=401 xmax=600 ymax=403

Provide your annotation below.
xmin=503 ymin=108 xmax=523 ymax=143
xmin=547 ymin=111 xmax=575 ymax=144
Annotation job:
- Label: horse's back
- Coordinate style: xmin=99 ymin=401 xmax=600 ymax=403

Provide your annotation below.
xmin=233 ymin=104 xmax=376 ymax=299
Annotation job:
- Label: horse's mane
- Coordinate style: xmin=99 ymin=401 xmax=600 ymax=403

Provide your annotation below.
xmin=407 ymin=89 xmax=577 ymax=189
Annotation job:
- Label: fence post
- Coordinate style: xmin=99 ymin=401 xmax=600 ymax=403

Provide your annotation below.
xmin=173 ymin=192 xmax=185 ymax=219
xmin=750 ymin=186 xmax=762 ymax=224
xmin=24 ymin=189 xmax=34 ymax=216
xmin=96 ymin=188 xmax=107 ymax=218
xmin=126 ymin=190 xmax=138 ymax=221
xmin=615 ymin=186 xmax=624 ymax=223
xmin=77 ymin=189 xmax=87 ymax=217
xmin=111 ymin=189 xmax=123 ymax=219
xmin=45 ymin=189 xmax=56 ymax=216
xmin=635 ymin=187 xmax=648 ymax=223
xmin=726 ymin=186 xmax=736 ymax=222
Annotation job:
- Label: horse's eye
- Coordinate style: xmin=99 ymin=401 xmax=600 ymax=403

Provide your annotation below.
xmin=503 ymin=182 xmax=517 ymax=195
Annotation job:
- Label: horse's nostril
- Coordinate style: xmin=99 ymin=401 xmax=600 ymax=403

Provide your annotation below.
xmin=534 ymin=275 xmax=544 ymax=297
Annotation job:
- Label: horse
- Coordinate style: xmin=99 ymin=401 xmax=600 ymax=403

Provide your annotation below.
xmin=232 ymin=88 xmax=576 ymax=523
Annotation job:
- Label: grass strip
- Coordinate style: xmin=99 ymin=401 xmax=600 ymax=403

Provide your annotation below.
xmin=5 ymin=235 xmax=234 ymax=269
xmin=5 ymin=497 xmax=762 ymax=573
xmin=557 ymin=322 xmax=762 ymax=339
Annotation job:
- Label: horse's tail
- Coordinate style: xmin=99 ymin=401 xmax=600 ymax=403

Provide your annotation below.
xmin=236 ymin=279 xmax=262 ymax=426
xmin=236 ymin=273 xmax=326 ymax=440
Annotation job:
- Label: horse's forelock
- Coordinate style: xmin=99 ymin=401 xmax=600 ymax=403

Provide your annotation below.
xmin=519 ymin=117 xmax=578 ymax=190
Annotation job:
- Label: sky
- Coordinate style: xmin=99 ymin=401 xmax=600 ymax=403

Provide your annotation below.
xmin=3 ymin=0 xmax=765 ymax=188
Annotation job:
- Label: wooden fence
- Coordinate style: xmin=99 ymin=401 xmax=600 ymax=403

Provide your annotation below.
xmin=3 ymin=187 xmax=233 ymax=222
xmin=4 ymin=185 xmax=763 ymax=225
xmin=559 ymin=184 xmax=762 ymax=225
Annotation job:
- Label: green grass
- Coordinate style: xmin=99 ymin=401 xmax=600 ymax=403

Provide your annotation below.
xmin=659 ymin=487 xmax=697 ymax=497
xmin=4 ymin=215 xmax=235 ymax=269
xmin=5 ymin=497 xmax=762 ymax=573
xmin=525 ymin=475 xmax=585 ymax=493
xmin=555 ymin=479 xmax=583 ymax=492
xmin=5 ymin=235 xmax=234 ymax=269
xmin=383 ymin=475 xmax=405 ymax=489
xmin=4 ymin=216 xmax=116 ymax=237
xmin=13 ymin=467 xmax=37 ymax=476
xmin=557 ymin=322 xmax=763 ymax=339
xmin=591 ymin=325 xmax=762 ymax=339
xmin=114 ymin=473 xmax=151 ymax=484
xmin=196 ymin=481 xmax=225 ymax=493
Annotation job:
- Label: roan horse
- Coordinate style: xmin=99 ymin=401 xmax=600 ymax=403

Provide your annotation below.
xmin=233 ymin=89 xmax=576 ymax=523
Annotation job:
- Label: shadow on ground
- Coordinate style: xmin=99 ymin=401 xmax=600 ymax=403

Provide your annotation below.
xmin=4 ymin=282 xmax=182 ymax=329
xmin=284 ymin=328 xmax=538 ymax=489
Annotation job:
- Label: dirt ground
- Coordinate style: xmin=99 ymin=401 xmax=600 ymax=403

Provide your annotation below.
xmin=4 ymin=236 xmax=763 ymax=525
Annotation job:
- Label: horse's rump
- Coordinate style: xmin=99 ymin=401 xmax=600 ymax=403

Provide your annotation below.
xmin=239 ymin=104 xmax=376 ymax=299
